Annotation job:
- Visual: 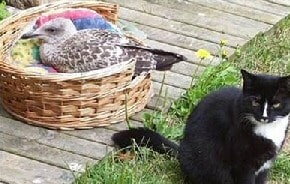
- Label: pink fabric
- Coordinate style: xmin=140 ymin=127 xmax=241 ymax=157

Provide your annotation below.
xmin=35 ymin=9 xmax=100 ymax=28
xmin=33 ymin=64 xmax=58 ymax=73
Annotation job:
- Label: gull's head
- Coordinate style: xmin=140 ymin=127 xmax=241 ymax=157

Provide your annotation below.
xmin=21 ymin=18 xmax=77 ymax=44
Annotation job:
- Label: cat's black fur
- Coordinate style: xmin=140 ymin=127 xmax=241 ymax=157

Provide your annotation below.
xmin=112 ymin=70 xmax=290 ymax=184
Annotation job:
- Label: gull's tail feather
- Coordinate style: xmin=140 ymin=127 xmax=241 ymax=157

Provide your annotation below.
xmin=111 ymin=127 xmax=179 ymax=157
xmin=152 ymin=49 xmax=186 ymax=71
xmin=120 ymin=45 xmax=186 ymax=71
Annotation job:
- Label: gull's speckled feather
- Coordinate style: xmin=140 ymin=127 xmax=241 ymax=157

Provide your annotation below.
xmin=45 ymin=29 xmax=150 ymax=73
xmin=22 ymin=18 xmax=186 ymax=75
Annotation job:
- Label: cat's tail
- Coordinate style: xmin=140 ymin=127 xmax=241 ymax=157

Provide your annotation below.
xmin=111 ymin=127 xmax=179 ymax=157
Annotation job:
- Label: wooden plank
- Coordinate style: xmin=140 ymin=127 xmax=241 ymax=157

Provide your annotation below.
xmin=0 ymin=117 xmax=113 ymax=160
xmin=133 ymin=23 xmax=236 ymax=55
xmin=146 ymin=95 xmax=173 ymax=111
xmin=284 ymin=133 xmax=290 ymax=152
xmin=106 ymin=120 xmax=144 ymax=131
xmin=105 ymin=0 xmax=271 ymax=38
xmin=152 ymin=81 xmax=186 ymax=99
xmin=170 ymin=61 xmax=206 ymax=77
xmin=118 ymin=7 xmax=247 ymax=47
xmin=0 ymin=151 xmax=73 ymax=184
xmin=63 ymin=128 xmax=116 ymax=146
xmin=151 ymin=70 xmax=193 ymax=89
xmin=186 ymin=0 xmax=282 ymax=24
xmin=224 ymin=0 xmax=290 ymax=16
xmin=0 ymin=132 xmax=96 ymax=170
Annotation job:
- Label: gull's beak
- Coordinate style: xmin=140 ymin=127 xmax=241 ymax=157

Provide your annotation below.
xmin=21 ymin=29 xmax=42 ymax=39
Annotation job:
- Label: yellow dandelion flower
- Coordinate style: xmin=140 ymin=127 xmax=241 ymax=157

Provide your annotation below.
xmin=220 ymin=39 xmax=228 ymax=47
xmin=222 ymin=50 xmax=229 ymax=58
xmin=196 ymin=49 xmax=211 ymax=59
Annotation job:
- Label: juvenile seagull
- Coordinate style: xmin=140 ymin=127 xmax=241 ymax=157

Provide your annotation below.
xmin=21 ymin=18 xmax=186 ymax=75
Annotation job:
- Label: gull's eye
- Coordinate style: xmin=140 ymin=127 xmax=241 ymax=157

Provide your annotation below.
xmin=45 ymin=28 xmax=56 ymax=33
xmin=272 ymin=103 xmax=281 ymax=109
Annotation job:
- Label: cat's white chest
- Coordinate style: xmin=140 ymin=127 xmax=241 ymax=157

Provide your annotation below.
xmin=254 ymin=115 xmax=289 ymax=148
xmin=254 ymin=115 xmax=289 ymax=175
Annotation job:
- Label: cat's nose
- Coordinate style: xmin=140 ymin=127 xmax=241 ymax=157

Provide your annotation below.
xmin=261 ymin=116 xmax=269 ymax=122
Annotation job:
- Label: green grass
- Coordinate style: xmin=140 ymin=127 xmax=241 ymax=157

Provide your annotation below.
xmin=234 ymin=21 xmax=290 ymax=75
xmin=74 ymin=15 xmax=290 ymax=184
xmin=0 ymin=1 xmax=9 ymax=21
xmin=271 ymin=152 xmax=290 ymax=183
xmin=74 ymin=148 xmax=183 ymax=184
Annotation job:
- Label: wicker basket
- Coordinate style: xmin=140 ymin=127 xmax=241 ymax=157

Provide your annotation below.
xmin=0 ymin=1 xmax=152 ymax=130
xmin=6 ymin=0 xmax=41 ymax=9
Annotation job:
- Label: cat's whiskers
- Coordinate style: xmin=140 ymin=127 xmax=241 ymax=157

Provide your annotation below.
xmin=242 ymin=112 xmax=278 ymax=126
xmin=240 ymin=113 xmax=254 ymax=122
xmin=241 ymin=114 xmax=264 ymax=126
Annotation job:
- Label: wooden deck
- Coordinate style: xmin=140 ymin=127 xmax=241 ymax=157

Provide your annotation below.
xmin=0 ymin=0 xmax=290 ymax=183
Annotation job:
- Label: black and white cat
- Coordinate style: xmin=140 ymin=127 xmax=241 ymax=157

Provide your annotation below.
xmin=112 ymin=70 xmax=290 ymax=184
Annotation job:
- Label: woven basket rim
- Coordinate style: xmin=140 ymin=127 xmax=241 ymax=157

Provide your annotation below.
xmin=0 ymin=1 xmax=117 ymax=27
xmin=0 ymin=0 xmax=127 ymax=81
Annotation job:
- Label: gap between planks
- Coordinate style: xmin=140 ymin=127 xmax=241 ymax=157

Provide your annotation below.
xmin=184 ymin=0 xmax=283 ymax=25
xmin=104 ymin=0 xmax=271 ymax=38
xmin=262 ymin=0 xmax=290 ymax=7
xmin=131 ymin=22 xmax=236 ymax=54
xmin=117 ymin=7 xmax=247 ymax=47
xmin=0 ymin=131 xmax=97 ymax=170
xmin=143 ymin=0 xmax=279 ymax=25
xmin=0 ymin=117 xmax=113 ymax=160
xmin=223 ymin=0 xmax=290 ymax=16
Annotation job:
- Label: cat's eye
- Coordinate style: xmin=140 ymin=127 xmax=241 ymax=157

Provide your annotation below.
xmin=252 ymin=99 xmax=260 ymax=107
xmin=272 ymin=103 xmax=281 ymax=109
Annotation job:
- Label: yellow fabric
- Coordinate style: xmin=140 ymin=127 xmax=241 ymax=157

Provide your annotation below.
xmin=23 ymin=66 xmax=48 ymax=75
xmin=11 ymin=39 xmax=41 ymax=67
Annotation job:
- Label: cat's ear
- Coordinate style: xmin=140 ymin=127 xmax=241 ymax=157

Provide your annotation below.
xmin=241 ymin=69 xmax=255 ymax=89
xmin=278 ymin=75 xmax=290 ymax=92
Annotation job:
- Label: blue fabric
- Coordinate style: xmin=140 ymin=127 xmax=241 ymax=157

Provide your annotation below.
xmin=72 ymin=17 xmax=116 ymax=31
